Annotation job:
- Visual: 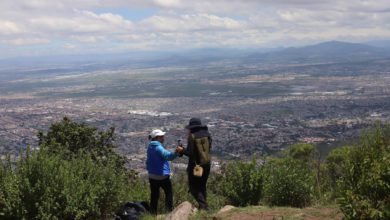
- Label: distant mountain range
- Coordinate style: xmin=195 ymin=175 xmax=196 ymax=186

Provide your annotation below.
xmin=1 ymin=41 xmax=390 ymax=69
xmin=364 ymin=40 xmax=390 ymax=48
xmin=246 ymin=41 xmax=390 ymax=64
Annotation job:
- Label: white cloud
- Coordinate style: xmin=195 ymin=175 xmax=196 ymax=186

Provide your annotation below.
xmin=71 ymin=35 xmax=106 ymax=43
xmin=154 ymin=0 xmax=182 ymax=8
xmin=139 ymin=13 xmax=245 ymax=32
xmin=0 ymin=20 xmax=23 ymax=35
xmin=0 ymin=0 xmax=390 ymax=58
xmin=3 ymin=38 xmax=50 ymax=46
xmin=63 ymin=43 xmax=77 ymax=49
xmin=29 ymin=10 xmax=132 ymax=35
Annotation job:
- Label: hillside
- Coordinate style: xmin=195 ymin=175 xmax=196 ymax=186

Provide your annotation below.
xmin=201 ymin=205 xmax=343 ymax=220
xmin=247 ymin=41 xmax=390 ymax=64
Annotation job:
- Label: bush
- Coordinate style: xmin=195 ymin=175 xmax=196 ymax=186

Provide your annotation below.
xmin=171 ymin=174 xmax=194 ymax=207
xmin=0 ymin=156 xmax=21 ymax=219
xmin=288 ymin=143 xmax=316 ymax=162
xmin=0 ymin=148 xmax=133 ymax=220
xmin=324 ymin=146 xmax=351 ymax=199
xmin=217 ymin=158 xmax=263 ymax=206
xmin=38 ymin=117 xmax=125 ymax=171
xmin=263 ymin=157 xmax=314 ymax=208
xmin=288 ymin=143 xmax=326 ymax=203
xmin=0 ymin=118 xmax=148 ymax=219
xmin=338 ymin=126 xmax=390 ymax=219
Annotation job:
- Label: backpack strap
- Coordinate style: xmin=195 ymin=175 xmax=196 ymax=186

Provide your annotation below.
xmin=191 ymin=134 xmax=198 ymax=166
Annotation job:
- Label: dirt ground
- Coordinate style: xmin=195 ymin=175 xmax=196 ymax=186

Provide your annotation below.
xmin=214 ymin=206 xmax=343 ymax=220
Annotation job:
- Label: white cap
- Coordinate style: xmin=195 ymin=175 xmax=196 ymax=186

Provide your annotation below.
xmin=149 ymin=129 xmax=166 ymax=138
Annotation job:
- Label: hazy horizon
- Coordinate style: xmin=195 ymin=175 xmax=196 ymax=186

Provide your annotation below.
xmin=1 ymin=0 xmax=390 ymax=59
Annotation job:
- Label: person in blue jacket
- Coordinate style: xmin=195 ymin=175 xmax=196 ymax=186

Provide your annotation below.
xmin=146 ymin=129 xmax=182 ymax=214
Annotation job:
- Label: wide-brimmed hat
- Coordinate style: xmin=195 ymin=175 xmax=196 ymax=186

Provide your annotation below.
xmin=149 ymin=129 xmax=166 ymax=138
xmin=185 ymin=118 xmax=206 ymax=129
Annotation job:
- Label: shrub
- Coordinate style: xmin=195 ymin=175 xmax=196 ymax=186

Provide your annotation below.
xmin=338 ymin=126 xmax=390 ymax=219
xmin=324 ymin=146 xmax=351 ymax=199
xmin=171 ymin=174 xmax=194 ymax=207
xmin=288 ymin=143 xmax=326 ymax=203
xmin=38 ymin=117 xmax=125 ymax=171
xmin=263 ymin=157 xmax=314 ymax=208
xmin=288 ymin=143 xmax=316 ymax=162
xmin=0 ymin=118 xmax=146 ymax=219
xmin=205 ymin=173 xmax=229 ymax=211
xmin=217 ymin=158 xmax=263 ymax=206
xmin=0 ymin=148 xmax=133 ymax=220
xmin=0 ymin=156 xmax=21 ymax=219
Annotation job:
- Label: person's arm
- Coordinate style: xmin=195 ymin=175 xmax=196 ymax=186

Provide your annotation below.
xmin=156 ymin=145 xmax=177 ymax=161
xmin=183 ymin=135 xmax=194 ymax=157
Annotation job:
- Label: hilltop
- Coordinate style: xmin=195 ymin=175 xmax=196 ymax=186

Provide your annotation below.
xmin=199 ymin=205 xmax=342 ymax=220
xmin=144 ymin=204 xmax=343 ymax=220
xmin=1 ymin=118 xmax=389 ymax=220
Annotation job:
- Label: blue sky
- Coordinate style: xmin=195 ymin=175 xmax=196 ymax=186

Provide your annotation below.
xmin=92 ymin=8 xmax=159 ymax=21
xmin=0 ymin=0 xmax=390 ymax=59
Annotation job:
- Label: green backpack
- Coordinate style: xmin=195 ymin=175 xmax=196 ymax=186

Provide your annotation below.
xmin=192 ymin=135 xmax=211 ymax=165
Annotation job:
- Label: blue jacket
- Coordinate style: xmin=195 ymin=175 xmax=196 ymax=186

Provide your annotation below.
xmin=146 ymin=141 xmax=177 ymax=176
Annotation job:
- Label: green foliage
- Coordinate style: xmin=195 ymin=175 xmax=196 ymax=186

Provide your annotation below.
xmin=217 ymin=157 xmax=263 ymax=206
xmin=171 ymin=174 xmax=195 ymax=207
xmin=263 ymin=158 xmax=314 ymax=208
xmin=288 ymin=143 xmax=324 ymax=203
xmin=193 ymin=174 xmax=228 ymax=211
xmin=288 ymin=143 xmax=316 ymax=163
xmin=338 ymin=126 xmax=390 ymax=219
xmin=0 ymin=156 xmax=21 ymax=219
xmin=324 ymin=146 xmax=351 ymax=199
xmin=0 ymin=148 xmax=133 ymax=220
xmin=38 ymin=117 xmax=125 ymax=170
xmin=326 ymin=146 xmax=351 ymax=181
xmin=0 ymin=118 xmax=146 ymax=219
xmin=1 ymin=117 xmax=389 ymax=219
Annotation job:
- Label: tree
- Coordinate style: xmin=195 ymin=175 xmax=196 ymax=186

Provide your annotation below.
xmin=325 ymin=146 xmax=351 ymax=198
xmin=288 ymin=143 xmax=323 ymax=201
xmin=38 ymin=117 xmax=125 ymax=170
xmin=338 ymin=126 xmax=390 ymax=219
xmin=288 ymin=143 xmax=316 ymax=162
xmin=0 ymin=118 xmax=143 ymax=219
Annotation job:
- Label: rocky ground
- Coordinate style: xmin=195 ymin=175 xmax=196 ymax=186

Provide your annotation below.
xmin=212 ymin=206 xmax=343 ymax=220
xmin=141 ymin=202 xmax=343 ymax=220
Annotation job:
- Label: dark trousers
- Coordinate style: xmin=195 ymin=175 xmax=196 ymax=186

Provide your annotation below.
xmin=187 ymin=164 xmax=210 ymax=210
xmin=149 ymin=177 xmax=173 ymax=214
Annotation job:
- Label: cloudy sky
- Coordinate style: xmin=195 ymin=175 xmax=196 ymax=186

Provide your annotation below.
xmin=1 ymin=0 xmax=390 ymax=58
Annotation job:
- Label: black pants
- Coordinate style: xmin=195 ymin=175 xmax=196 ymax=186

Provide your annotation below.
xmin=149 ymin=177 xmax=173 ymax=214
xmin=187 ymin=164 xmax=210 ymax=210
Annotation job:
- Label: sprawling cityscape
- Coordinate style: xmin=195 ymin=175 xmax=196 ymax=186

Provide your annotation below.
xmin=1 ymin=42 xmax=390 ymax=173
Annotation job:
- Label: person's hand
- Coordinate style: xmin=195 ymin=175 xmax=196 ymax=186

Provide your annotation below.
xmin=175 ymin=146 xmax=184 ymax=154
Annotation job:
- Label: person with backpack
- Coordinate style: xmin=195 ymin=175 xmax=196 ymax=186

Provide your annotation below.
xmin=146 ymin=129 xmax=182 ymax=215
xmin=179 ymin=118 xmax=212 ymax=210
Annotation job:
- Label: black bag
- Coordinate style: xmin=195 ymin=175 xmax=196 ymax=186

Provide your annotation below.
xmin=115 ymin=201 xmax=150 ymax=220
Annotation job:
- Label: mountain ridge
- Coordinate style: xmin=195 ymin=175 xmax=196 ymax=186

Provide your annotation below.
xmin=246 ymin=40 xmax=390 ymax=64
xmin=2 ymin=40 xmax=390 ymax=68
